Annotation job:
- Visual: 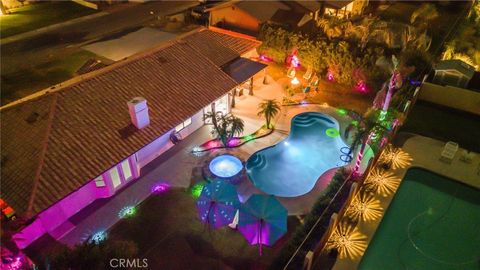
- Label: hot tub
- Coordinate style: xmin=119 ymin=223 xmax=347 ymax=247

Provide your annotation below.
xmin=209 ymin=154 xmax=243 ymax=179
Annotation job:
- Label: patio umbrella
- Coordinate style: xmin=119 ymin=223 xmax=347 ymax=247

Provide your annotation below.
xmin=196 ymin=180 xmax=240 ymax=229
xmin=238 ymin=195 xmax=288 ymax=255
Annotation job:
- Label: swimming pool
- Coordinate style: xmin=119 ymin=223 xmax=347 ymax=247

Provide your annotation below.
xmin=359 ymin=168 xmax=480 ymax=270
xmin=246 ymin=112 xmax=350 ymax=197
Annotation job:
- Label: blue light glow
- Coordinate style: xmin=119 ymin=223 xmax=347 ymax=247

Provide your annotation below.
xmin=209 ymin=155 xmax=243 ymax=178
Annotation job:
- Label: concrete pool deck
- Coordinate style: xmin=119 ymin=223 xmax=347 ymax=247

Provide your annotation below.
xmin=331 ymin=133 xmax=480 ymax=270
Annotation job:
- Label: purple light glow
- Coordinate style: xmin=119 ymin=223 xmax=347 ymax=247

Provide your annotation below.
xmin=151 ymin=182 xmax=170 ymax=194
xmin=291 ymin=55 xmax=300 ymax=68
xmin=227 ymin=138 xmax=240 ymax=147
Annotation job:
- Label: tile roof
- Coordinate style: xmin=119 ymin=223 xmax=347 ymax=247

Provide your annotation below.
xmin=1 ymin=38 xmax=244 ymax=216
xmin=183 ymin=27 xmax=261 ymax=66
xmin=235 ymin=1 xmax=290 ymax=22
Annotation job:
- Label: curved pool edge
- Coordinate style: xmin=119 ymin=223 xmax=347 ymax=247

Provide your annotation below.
xmin=245 ymin=111 xmax=351 ymax=197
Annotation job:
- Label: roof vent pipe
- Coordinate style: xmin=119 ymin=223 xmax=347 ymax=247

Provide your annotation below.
xmin=127 ymin=97 xmax=150 ymax=129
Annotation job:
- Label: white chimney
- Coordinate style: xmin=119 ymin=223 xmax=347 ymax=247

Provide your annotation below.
xmin=127 ymin=97 xmax=150 ymax=129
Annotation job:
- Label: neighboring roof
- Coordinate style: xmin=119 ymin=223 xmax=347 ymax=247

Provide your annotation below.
xmin=270 ymin=9 xmax=309 ymax=27
xmin=235 ymin=0 xmax=290 ymax=22
xmin=182 ymin=27 xmax=260 ymax=66
xmin=291 ymin=0 xmax=321 ymax=12
xmin=324 ymin=0 xmax=352 ymax=9
xmin=222 ymin=57 xmax=267 ymax=83
xmin=1 ymin=39 xmax=240 ymax=216
xmin=435 ymin=59 xmax=476 ymax=79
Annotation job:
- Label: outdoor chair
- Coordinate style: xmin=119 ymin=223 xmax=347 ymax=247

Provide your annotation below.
xmin=440 ymin=141 xmax=459 ymax=164
xmin=459 ymin=150 xmax=475 ymax=164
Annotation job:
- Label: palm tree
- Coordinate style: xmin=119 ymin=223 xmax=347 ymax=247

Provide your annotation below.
xmin=204 ymin=111 xmax=244 ymax=146
xmin=410 ymin=3 xmax=439 ymax=30
xmin=350 ymin=111 xmax=388 ymax=175
xmin=257 ymin=99 xmax=280 ymax=129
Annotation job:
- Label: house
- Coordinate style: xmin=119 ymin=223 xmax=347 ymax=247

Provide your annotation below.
xmin=432 ymin=59 xmax=476 ymax=89
xmin=419 ymin=59 xmax=480 ymax=115
xmin=207 ymin=0 xmax=292 ymax=34
xmin=321 ymin=0 xmax=369 ymax=18
xmin=0 ymin=27 xmax=265 ymax=249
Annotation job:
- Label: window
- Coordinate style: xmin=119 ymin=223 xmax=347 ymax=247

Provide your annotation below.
xmin=175 ymin=118 xmax=192 ymax=132
xmin=94 ymin=176 xmax=106 ymax=187
xmin=109 ymin=167 xmax=121 ymax=188
xmin=121 ymin=159 xmax=133 ymax=181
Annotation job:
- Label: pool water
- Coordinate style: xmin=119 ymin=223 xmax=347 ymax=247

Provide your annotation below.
xmin=359 ymin=168 xmax=480 ymax=270
xmin=246 ymin=112 xmax=350 ymax=197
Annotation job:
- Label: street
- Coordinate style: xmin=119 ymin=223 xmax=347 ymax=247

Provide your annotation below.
xmin=1 ymin=1 xmax=198 ymax=105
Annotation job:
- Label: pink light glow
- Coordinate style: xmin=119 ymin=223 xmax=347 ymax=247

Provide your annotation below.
xmin=151 ymin=182 xmax=170 ymax=194
xmin=355 ymin=81 xmax=368 ymax=93
xmin=327 ymin=72 xmax=334 ymax=81
xmin=259 ymin=54 xmax=273 ymax=62
xmin=208 ymin=140 xmax=220 ymax=148
xmin=291 ymin=77 xmax=300 ymax=85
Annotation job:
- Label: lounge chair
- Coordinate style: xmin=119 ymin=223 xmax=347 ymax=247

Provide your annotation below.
xmin=440 ymin=141 xmax=458 ymax=164
xmin=459 ymin=150 xmax=475 ymax=164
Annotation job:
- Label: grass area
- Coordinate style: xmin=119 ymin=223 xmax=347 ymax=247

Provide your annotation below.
xmin=401 ymin=101 xmax=480 ymax=153
xmin=0 ymin=2 xmax=97 ymax=38
xmin=1 ymin=50 xmax=96 ymax=105
xmin=108 ymin=188 xmax=299 ymax=270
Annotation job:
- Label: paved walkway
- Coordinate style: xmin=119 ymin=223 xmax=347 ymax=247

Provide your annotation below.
xmin=331 ymin=133 xmax=480 ymax=270
xmin=57 ymin=74 xmax=355 ymax=246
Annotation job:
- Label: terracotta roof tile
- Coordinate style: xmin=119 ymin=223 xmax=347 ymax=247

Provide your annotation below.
xmin=1 ymin=40 xmax=240 ymax=215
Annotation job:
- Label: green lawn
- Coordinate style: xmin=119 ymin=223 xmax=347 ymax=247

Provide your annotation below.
xmin=108 ymin=188 xmax=299 ymax=270
xmin=401 ymin=101 xmax=480 ymax=153
xmin=1 ymin=50 xmax=96 ymax=105
xmin=0 ymin=2 xmax=97 ymax=38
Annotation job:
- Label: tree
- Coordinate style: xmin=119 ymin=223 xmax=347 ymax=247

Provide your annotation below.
xmin=410 ymin=3 xmax=439 ymax=30
xmin=203 ymin=111 xmax=244 ymax=146
xmin=257 ymin=99 xmax=280 ymax=129
xmin=350 ymin=110 xmax=388 ymax=175
xmin=380 ymin=49 xmax=430 ymax=116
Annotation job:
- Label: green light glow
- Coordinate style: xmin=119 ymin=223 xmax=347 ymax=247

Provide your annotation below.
xmin=191 ymin=183 xmax=205 ymax=198
xmin=118 ymin=206 xmax=137 ymax=218
xmin=378 ymin=110 xmax=387 ymax=121
xmin=244 ymin=135 xmax=254 ymax=141
xmin=351 ymin=120 xmax=359 ymax=127
xmin=326 ymin=128 xmax=340 ymax=138
xmin=336 ymin=108 xmax=347 ymax=115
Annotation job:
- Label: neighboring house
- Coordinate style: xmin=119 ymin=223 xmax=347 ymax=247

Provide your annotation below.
xmin=432 ymin=59 xmax=476 ymax=89
xmin=419 ymin=59 xmax=480 ymax=115
xmin=0 ymin=27 xmax=265 ymax=249
xmin=207 ymin=0 xmax=293 ymax=34
xmin=322 ymin=0 xmax=369 ymax=18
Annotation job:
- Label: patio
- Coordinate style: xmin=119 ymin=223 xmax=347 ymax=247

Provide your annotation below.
xmin=40 ymin=70 xmax=354 ymax=251
xmin=330 ymin=133 xmax=480 ymax=270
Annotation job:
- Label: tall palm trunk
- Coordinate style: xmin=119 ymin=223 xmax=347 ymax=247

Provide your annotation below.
xmin=381 ymin=71 xmax=399 ymax=117
xmin=353 ymin=135 xmax=370 ymax=174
